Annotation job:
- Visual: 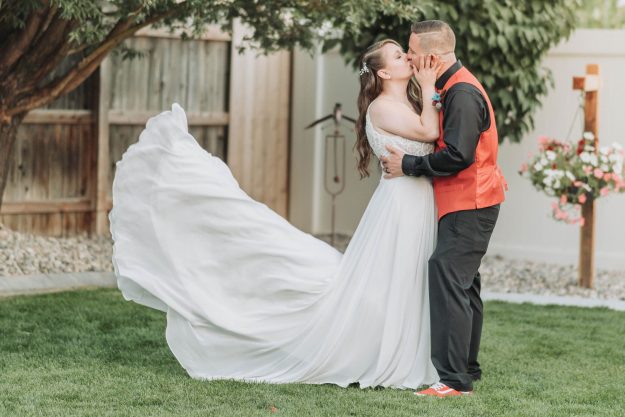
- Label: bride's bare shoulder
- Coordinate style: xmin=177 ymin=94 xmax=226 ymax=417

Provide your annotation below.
xmin=368 ymin=97 xmax=404 ymax=122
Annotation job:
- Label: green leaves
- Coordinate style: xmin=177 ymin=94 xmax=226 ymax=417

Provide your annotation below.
xmin=0 ymin=0 xmax=584 ymax=144
xmin=328 ymin=0 xmax=582 ymax=143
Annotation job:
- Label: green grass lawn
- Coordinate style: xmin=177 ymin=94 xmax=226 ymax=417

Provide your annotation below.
xmin=1 ymin=289 xmax=624 ymax=417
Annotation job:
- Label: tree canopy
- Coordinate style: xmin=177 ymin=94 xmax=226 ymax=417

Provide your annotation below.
xmin=0 ymin=0 xmax=582 ymax=206
xmin=325 ymin=0 xmax=582 ymax=143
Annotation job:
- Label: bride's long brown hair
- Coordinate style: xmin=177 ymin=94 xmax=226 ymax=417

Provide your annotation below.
xmin=355 ymin=39 xmax=423 ymax=178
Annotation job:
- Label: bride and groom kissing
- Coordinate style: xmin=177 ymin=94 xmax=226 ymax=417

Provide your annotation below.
xmin=109 ymin=19 xmax=507 ymax=398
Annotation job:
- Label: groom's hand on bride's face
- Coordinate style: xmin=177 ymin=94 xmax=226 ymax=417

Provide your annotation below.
xmin=380 ymin=144 xmax=405 ymax=179
xmin=411 ymin=55 xmax=432 ymax=78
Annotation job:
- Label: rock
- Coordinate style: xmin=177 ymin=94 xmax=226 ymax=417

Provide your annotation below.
xmin=0 ymin=224 xmax=113 ymax=277
xmin=1 ymin=225 xmax=623 ymax=301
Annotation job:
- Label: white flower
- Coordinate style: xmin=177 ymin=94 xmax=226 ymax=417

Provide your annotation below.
xmin=601 ymin=164 xmax=609 ymax=172
xmin=534 ymin=162 xmax=544 ymax=171
xmin=565 ymin=171 xmax=575 ymax=181
xmin=540 ymin=157 xmax=548 ymax=166
xmin=600 ymin=146 xmax=610 ymax=155
xmin=580 ymin=152 xmax=592 ymax=163
xmin=582 ymin=153 xmax=598 ymax=166
xmin=546 ymin=150 xmax=556 ymax=161
xmin=609 ymin=153 xmax=622 ymax=163
xmin=613 ymin=142 xmax=623 ymax=151
xmin=583 ymin=131 xmax=595 ymax=140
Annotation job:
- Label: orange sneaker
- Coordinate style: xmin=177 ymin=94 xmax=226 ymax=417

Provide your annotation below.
xmin=414 ymin=383 xmax=473 ymax=397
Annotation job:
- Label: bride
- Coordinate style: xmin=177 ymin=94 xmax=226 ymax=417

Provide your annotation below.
xmin=110 ymin=39 xmax=441 ymax=389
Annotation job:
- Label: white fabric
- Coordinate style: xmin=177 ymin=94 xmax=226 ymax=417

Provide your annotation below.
xmin=110 ymin=103 xmax=439 ymax=389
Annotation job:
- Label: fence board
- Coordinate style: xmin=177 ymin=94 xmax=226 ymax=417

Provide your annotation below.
xmin=3 ymin=26 xmax=289 ymax=236
xmin=228 ymin=21 xmax=291 ymax=217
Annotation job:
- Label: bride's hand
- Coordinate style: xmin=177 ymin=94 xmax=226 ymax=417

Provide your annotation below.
xmin=412 ymin=55 xmax=442 ymax=88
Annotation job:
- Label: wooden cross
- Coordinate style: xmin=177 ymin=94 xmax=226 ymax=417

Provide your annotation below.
xmin=572 ymin=64 xmax=600 ymax=289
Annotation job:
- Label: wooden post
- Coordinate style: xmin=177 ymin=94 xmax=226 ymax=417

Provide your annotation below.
xmin=95 ymin=57 xmax=111 ymax=235
xmin=573 ymin=64 xmax=600 ymax=288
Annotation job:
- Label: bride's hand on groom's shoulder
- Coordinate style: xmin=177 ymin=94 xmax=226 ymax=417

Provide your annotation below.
xmin=413 ymin=55 xmax=442 ymax=89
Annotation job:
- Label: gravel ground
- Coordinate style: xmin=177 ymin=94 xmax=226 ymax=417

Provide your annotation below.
xmin=2 ymin=226 xmax=623 ymax=300
xmin=0 ymin=224 xmax=112 ymax=277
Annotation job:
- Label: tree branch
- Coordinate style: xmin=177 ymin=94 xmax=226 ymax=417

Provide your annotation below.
xmin=14 ymin=27 xmax=77 ymax=98
xmin=4 ymin=11 xmax=74 ymax=96
xmin=31 ymin=3 xmax=61 ymax=45
xmin=7 ymin=5 xmax=186 ymax=116
xmin=0 ymin=1 xmax=50 ymax=77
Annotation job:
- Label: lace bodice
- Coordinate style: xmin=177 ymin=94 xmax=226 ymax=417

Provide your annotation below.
xmin=365 ymin=109 xmax=434 ymax=159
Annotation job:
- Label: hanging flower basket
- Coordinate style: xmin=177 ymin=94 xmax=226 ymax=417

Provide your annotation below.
xmin=519 ymin=132 xmax=625 ymax=225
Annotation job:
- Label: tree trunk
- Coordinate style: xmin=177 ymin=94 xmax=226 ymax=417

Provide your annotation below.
xmin=0 ymin=114 xmax=25 ymax=209
xmin=0 ymin=5 xmax=184 ymax=209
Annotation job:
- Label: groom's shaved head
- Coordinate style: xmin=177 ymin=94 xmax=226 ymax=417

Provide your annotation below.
xmin=410 ymin=20 xmax=456 ymax=54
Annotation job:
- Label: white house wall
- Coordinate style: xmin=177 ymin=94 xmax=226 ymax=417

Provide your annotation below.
xmin=289 ymin=29 xmax=625 ymax=269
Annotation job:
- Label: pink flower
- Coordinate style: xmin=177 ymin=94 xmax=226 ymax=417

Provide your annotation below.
xmin=603 ymin=173 xmax=612 ymax=181
xmin=560 ymin=195 xmax=568 ymax=204
xmin=578 ymin=194 xmax=587 ymax=204
xmin=574 ymin=180 xmax=584 ymax=187
xmin=583 ymin=165 xmax=593 ymax=175
xmin=594 ymin=168 xmax=604 ymax=179
xmin=538 ymin=136 xmax=549 ymax=146
xmin=600 ymin=187 xmax=610 ymax=197
xmin=579 ymin=217 xmax=586 ymax=227
xmin=551 ymin=201 xmax=559 ymax=210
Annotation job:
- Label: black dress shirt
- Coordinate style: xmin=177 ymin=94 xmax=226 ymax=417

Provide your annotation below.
xmin=402 ymin=61 xmax=491 ymax=177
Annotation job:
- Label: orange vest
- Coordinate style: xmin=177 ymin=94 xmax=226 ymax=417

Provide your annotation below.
xmin=433 ymin=66 xmax=507 ymax=220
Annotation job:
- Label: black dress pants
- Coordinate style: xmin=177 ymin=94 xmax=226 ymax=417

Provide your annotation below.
xmin=428 ymin=204 xmax=500 ymax=392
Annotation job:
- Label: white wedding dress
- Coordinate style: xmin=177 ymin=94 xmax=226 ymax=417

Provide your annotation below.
xmin=110 ymin=103 xmax=438 ymax=389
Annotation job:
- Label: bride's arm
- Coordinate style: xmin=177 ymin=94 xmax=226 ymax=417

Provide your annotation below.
xmin=370 ymin=97 xmax=439 ymax=142
xmin=370 ymin=56 xmax=441 ymax=142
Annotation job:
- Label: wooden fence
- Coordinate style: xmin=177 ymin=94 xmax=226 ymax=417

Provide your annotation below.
xmin=1 ymin=23 xmax=291 ymax=236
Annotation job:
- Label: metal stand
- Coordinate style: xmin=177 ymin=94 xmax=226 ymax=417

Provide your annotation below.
xmin=306 ymin=103 xmax=356 ymax=247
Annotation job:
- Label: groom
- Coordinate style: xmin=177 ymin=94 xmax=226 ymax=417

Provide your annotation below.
xmin=381 ymin=20 xmax=507 ymax=397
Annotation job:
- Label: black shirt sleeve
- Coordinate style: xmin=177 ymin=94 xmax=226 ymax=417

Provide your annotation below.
xmin=402 ymin=83 xmax=490 ymax=177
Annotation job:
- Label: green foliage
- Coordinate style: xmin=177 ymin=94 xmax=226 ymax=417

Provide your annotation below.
xmin=577 ymin=0 xmax=625 ymax=28
xmin=0 ymin=0 xmax=583 ymax=143
xmin=0 ymin=1 xmax=358 ymax=55
xmin=1 ymin=289 xmax=624 ymax=416
xmin=327 ymin=0 xmax=583 ymax=143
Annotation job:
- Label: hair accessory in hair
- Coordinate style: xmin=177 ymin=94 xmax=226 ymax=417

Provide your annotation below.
xmin=359 ymin=62 xmax=370 ymax=76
